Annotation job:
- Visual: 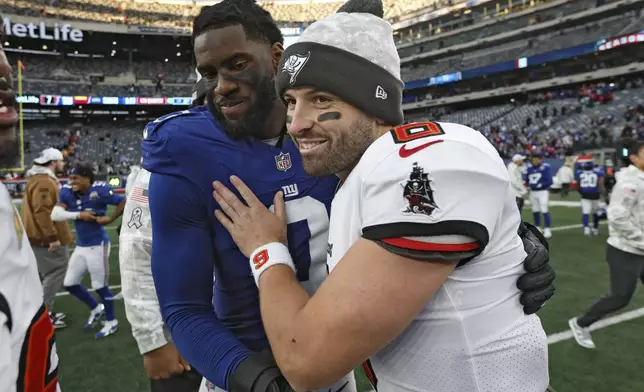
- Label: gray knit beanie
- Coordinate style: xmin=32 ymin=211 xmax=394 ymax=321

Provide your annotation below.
xmin=275 ymin=0 xmax=404 ymax=126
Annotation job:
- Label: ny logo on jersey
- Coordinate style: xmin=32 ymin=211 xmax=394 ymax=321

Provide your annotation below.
xmin=281 ymin=184 xmax=299 ymax=198
xmin=275 ymin=152 xmax=292 ymax=172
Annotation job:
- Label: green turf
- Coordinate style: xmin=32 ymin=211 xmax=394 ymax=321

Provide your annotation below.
xmin=39 ymin=204 xmax=644 ymax=391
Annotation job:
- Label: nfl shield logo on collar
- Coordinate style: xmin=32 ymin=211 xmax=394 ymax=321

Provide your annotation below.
xmin=275 ymin=152 xmax=292 ymax=172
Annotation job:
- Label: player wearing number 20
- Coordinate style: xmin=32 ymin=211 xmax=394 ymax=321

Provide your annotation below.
xmin=575 ymin=158 xmax=604 ymax=236
xmin=526 ymin=152 xmax=553 ymax=238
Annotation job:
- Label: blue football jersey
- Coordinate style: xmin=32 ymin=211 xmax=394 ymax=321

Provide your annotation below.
xmin=59 ymin=182 xmax=125 ymax=246
xmin=142 ymin=106 xmax=339 ymax=350
xmin=525 ymin=163 xmax=553 ymax=190
xmin=575 ymin=167 xmax=604 ymax=199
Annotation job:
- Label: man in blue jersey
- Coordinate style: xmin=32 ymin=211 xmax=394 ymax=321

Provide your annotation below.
xmin=575 ymin=158 xmax=605 ymax=236
xmin=51 ymin=164 xmax=125 ymax=338
xmin=142 ymin=1 xmax=555 ymax=391
xmin=526 ymin=152 xmax=553 ymax=238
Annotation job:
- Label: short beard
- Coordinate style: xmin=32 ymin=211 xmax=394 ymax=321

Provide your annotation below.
xmin=0 ymin=134 xmax=21 ymax=169
xmin=301 ymin=116 xmax=374 ymax=177
xmin=208 ymin=74 xmax=278 ymax=140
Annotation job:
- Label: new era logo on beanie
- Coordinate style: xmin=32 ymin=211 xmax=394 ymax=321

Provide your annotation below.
xmin=375 ymin=86 xmax=388 ymax=99
xmin=275 ymin=0 xmax=404 ymax=126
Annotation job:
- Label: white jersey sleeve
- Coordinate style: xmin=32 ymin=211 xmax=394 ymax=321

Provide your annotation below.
xmin=0 ymin=183 xmax=60 ymax=391
xmin=119 ymin=168 xmax=169 ymax=355
xmin=0 ymin=294 xmax=16 ymax=392
xmin=360 ymin=122 xmax=511 ymax=265
xmin=125 ymin=165 xmax=142 ymax=197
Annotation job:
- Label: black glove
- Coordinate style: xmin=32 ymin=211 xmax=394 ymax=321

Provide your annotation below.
xmin=228 ymin=350 xmax=294 ymax=392
xmin=516 ymin=222 xmax=556 ymax=315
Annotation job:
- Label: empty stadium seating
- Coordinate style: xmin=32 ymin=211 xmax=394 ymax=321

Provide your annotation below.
xmin=400 ymin=11 xmax=641 ymax=81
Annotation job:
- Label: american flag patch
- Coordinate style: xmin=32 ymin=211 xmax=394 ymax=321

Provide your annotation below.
xmin=130 ymin=186 xmax=149 ymax=204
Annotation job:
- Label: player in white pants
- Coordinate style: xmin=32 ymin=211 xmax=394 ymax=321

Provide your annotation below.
xmin=526 ymin=153 xmax=553 ymax=238
xmin=581 ymin=199 xmax=601 ymax=235
xmin=64 ymin=242 xmax=111 ymax=294
xmin=581 ymin=199 xmax=600 ymax=215
xmin=530 ymin=190 xmax=550 ymax=217
xmin=530 ymin=189 xmax=552 ymax=238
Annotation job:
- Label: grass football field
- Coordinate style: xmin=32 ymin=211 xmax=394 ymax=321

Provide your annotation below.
xmin=25 ymin=195 xmax=644 ymax=392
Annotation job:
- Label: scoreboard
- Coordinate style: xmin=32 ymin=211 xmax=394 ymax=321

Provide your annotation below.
xmin=16 ymin=94 xmax=194 ymax=106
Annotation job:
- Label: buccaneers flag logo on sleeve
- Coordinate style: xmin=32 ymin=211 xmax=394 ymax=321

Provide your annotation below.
xmin=401 ymin=162 xmax=438 ymax=217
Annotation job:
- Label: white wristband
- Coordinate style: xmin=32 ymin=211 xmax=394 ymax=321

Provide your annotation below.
xmin=249 ymin=242 xmax=296 ymax=287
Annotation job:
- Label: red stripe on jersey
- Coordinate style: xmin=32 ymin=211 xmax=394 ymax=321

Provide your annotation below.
xmin=17 ymin=304 xmax=58 ymax=392
xmin=381 ymin=237 xmax=480 ymax=252
xmin=362 ymin=360 xmax=378 ymax=390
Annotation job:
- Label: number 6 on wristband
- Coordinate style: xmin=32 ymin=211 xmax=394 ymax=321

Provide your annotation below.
xmin=269 ymin=196 xmax=329 ymax=292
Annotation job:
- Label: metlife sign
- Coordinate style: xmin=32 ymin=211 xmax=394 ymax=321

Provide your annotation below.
xmin=2 ymin=17 xmax=84 ymax=42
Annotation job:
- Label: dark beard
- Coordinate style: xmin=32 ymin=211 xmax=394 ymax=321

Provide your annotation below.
xmin=207 ymin=74 xmax=278 ymax=140
xmin=0 ymin=136 xmax=21 ymax=169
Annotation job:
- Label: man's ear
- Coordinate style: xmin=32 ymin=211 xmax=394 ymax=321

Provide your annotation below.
xmin=271 ymin=42 xmax=284 ymax=73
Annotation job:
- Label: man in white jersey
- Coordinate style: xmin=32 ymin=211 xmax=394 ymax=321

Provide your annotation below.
xmin=210 ymin=0 xmax=552 ymax=391
xmin=120 ymin=166 xmax=202 ymax=391
xmin=0 ymin=32 xmax=60 ymax=392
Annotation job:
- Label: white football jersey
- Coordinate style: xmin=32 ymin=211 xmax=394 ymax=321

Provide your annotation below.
xmin=119 ymin=168 xmax=171 ymax=355
xmin=0 ymin=183 xmax=60 ymax=392
xmin=327 ymin=122 xmax=549 ymax=392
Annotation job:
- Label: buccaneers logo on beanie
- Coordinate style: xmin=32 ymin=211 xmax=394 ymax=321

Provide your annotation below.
xmin=282 ymin=52 xmax=311 ymax=84
xmin=275 ymin=0 xmax=404 ymax=126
